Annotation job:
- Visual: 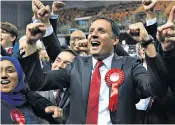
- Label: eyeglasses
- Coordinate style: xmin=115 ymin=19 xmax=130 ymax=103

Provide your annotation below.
xmin=70 ymin=37 xmax=85 ymax=41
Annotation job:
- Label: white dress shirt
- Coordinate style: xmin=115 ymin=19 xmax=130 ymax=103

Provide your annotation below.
xmin=92 ymin=53 xmax=114 ymax=125
xmin=146 ymin=17 xmax=157 ymax=26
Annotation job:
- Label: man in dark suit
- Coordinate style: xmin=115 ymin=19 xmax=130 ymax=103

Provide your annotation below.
xmin=19 ymin=16 xmax=169 ymax=124
xmin=51 ymin=49 xmax=78 ymax=123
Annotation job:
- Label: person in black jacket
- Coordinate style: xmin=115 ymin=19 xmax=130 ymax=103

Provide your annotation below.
xmin=51 ymin=49 xmax=78 ymax=123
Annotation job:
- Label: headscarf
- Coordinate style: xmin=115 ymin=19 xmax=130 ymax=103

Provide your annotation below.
xmin=1 ymin=56 xmax=26 ymax=106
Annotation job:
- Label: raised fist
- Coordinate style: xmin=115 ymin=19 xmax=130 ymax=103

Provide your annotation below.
xmin=52 ymin=0 xmax=65 ymax=15
xmin=128 ymin=22 xmax=150 ymax=43
xmin=75 ymin=39 xmax=89 ymax=52
xmin=26 ymin=23 xmax=46 ymax=44
xmin=37 ymin=5 xmax=51 ymax=23
xmin=142 ymin=0 xmax=157 ymax=11
xmin=33 ymin=0 xmax=44 ymax=10
xmin=32 ymin=0 xmax=45 ymax=19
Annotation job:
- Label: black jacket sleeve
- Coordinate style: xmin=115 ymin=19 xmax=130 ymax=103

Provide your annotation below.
xmin=26 ymin=90 xmax=61 ymax=124
xmin=132 ymin=54 xmax=168 ymax=97
xmin=145 ymin=22 xmax=157 ymax=40
xmin=49 ymin=18 xmax=57 ymax=35
xmin=19 ymin=51 xmax=70 ymax=91
xmin=25 ymin=90 xmax=54 ymax=110
xmin=42 ymin=33 xmax=62 ymax=62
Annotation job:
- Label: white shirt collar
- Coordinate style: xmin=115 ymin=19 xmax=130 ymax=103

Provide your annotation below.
xmin=92 ymin=53 xmax=114 ymax=70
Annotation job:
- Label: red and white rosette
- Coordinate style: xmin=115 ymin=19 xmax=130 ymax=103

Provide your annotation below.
xmin=10 ymin=109 xmax=26 ymax=125
xmin=105 ymin=68 xmax=124 ymax=112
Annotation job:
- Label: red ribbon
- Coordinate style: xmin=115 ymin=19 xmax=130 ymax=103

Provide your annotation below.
xmin=105 ymin=68 xmax=124 ymax=112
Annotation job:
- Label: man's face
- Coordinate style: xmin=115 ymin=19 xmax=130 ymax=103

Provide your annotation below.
xmin=19 ymin=37 xmax=36 ymax=57
xmin=88 ymin=19 xmax=118 ymax=60
xmin=51 ymin=51 xmax=75 ymax=70
xmin=70 ymin=31 xmax=86 ymax=51
xmin=139 ymin=45 xmax=145 ymax=59
xmin=0 ymin=28 xmax=15 ymax=48
xmin=19 ymin=38 xmax=27 ymax=57
xmin=0 ymin=60 xmax=18 ymax=93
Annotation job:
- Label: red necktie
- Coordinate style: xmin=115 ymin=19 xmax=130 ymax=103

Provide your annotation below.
xmin=7 ymin=48 xmax=13 ymax=55
xmin=86 ymin=61 xmax=103 ymax=124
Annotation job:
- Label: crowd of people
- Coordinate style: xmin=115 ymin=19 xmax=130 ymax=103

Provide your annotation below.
xmin=57 ymin=1 xmax=173 ymax=34
xmin=1 ymin=0 xmax=175 ymax=124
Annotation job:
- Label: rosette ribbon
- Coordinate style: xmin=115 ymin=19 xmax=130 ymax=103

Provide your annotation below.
xmin=105 ymin=68 xmax=124 ymax=112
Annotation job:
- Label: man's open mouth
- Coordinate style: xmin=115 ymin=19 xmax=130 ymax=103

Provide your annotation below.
xmin=91 ymin=41 xmax=101 ymax=47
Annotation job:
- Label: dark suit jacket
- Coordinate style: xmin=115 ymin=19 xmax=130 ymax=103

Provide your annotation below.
xmin=19 ymin=51 xmax=168 ymax=124
xmin=159 ymin=47 xmax=175 ymax=92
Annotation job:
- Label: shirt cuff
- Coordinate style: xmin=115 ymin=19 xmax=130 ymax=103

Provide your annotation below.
xmin=32 ymin=19 xmax=41 ymax=23
xmin=50 ymin=14 xmax=59 ymax=19
xmin=146 ymin=18 xmax=157 ymax=26
xmin=43 ymin=25 xmax=53 ymax=37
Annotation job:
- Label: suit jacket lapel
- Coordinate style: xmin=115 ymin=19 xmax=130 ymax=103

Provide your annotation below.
xmin=59 ymin=89 xmax=70 ymax=108
xmin=111 ymin=54 xmax=123 ymax=69
xmin=82 ymin=57 xmax=92 ymax=114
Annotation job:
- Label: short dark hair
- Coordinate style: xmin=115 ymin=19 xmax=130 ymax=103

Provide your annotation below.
xmin=90 ymin=16 xmax=120 ymax=38
xmin=1 ymin=22 xmax=18 ymax=41
xmin=61 ymin=49 xmax=78 ymax=56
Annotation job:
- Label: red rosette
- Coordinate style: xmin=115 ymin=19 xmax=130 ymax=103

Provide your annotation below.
xmin=105 ymin=68 xmax=124 ymax=87
xmin=10 ymin=109 xmax=26 ymax=125
xmin=105 ymin=68 xmax=124 ymax=112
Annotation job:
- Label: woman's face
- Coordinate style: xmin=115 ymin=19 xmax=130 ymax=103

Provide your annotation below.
xmin=0 ymin=60 xmax=18 ymax=93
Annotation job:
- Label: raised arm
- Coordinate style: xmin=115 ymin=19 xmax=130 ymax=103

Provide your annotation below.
xmin=128 ymin=22 xmax=168 ymax=97
xmin=156 ymin=5 xmax=175 ymax=92
xmin=143 ymin=0 xmax=158 ymax=39
xmin=50 ymin=1 xmax=65 ymax=35
xmin=19 ymin=23 xmax=70 ymax=91
xmin=33 ymin=0 xmax=62 ymax=61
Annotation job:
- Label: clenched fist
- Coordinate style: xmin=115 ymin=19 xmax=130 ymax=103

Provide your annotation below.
xmin=52 ymin=0 xmax=65 ymax=15
xmin=26 ymin=23 xmax=46 ymax=44
xmin=128 ymin=22 xmax=150 ymax=43
xmin=142 ymin=0 xmax=157 ymax=11
xmin=37 ymin=5 xmax=51 ymax=24
xmin=75 ymin=39 xmax=89 ymax=53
